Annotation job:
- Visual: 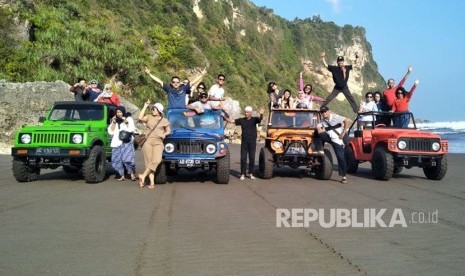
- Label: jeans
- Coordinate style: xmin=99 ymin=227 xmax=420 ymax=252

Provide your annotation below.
xmin=314 ymin=132 xmax=347 ymax=177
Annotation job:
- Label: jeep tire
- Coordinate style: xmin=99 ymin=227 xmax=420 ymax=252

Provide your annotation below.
xmin=259 ymin=147 xmax=273 ymax=179
xmin=344 ymin=146 xmax=358 ymax=173
xmin=423 ymin=156 xmax=447 ymax=180
xmin=315 ymin=152 xmax=333 ymax=180
xmin=155 ymin=162 xmax=167 ymax=184
xmin=372 ymin=146 xmax=394 ymax=180
xmin=13 ymin=158 xmax=40 ymax=182
xmin=83 ymin=145 xmax=106 ymax=183
xmin=215 ymin=154 xmax=230 ymax=184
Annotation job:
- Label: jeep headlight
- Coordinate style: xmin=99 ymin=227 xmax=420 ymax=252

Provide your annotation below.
xmin=205 ymin=144 xmax=216 ymax=154
xmin=398 ymin=140 xmax=407 ymax=150
xmin=20 ymin=134 xmax=31 ymax=144
xmin=432 ymin=142 xmax=441 ymax=151
xmin=71 ymin=134 xmax=83 ymax=144
xmin=273 ymin=140 xmax=283 ymax=149
xmin=164 ymin=142 xmax=175 ymax=153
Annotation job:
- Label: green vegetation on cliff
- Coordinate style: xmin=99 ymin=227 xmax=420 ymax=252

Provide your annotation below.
xmin=0 ymin=0 xmax=385 ymax=117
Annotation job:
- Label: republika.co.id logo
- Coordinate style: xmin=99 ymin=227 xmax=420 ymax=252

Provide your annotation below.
xmin=276 ymin=208 xmax=438 ymax=228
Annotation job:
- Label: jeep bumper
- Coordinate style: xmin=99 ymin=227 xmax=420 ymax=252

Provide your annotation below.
xmin=11 ymin=147 xmax=91 ymax=167
xmin=395 ymin=154 xmax=445 ymax=168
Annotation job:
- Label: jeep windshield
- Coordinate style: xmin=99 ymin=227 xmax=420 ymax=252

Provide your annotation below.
xmin=166 ymin=109 xmax=224 ymax=131
xmin=269 ymin=110 xmax=319 ymax=128
xmin=48 ymin=103 xmax=104 ymax=121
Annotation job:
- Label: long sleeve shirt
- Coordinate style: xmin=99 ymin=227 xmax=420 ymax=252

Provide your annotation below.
xmin=391 ymin=85 xmax=417 ymax=112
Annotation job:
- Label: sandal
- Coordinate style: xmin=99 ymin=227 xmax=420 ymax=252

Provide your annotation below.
xmin=130 ymin=174 xmax=137 ymax=181
xmin=138 ymin=174 xmax=145 ymax=188
xmin=117 ymin=176 xmax=125 ymax=181
xmin=148 ymin=184 xmax=155 ymax=190
xmin=341 ymin=177 xmax=348 ymax=184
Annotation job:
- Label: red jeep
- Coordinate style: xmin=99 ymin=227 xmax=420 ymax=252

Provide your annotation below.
xmin=344 ymin=111 xmax=448 ymax=180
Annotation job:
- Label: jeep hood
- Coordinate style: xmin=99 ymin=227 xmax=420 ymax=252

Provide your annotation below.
xmin=372 ymin=128 xmax=442 ymax=139
xmin=168 ymin=129 xmax=223 ymax=141
xmin=18 ymin=123 xmax=93 ymax=133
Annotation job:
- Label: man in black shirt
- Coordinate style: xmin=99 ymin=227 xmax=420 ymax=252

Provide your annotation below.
xmin=320 ymin=52 xmax=359 ymax=113
xmin=225 ymin=106 xmax=264 ymax=180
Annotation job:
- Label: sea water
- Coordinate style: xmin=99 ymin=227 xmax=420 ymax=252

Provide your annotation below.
xmin=416 ymin=121 xmax=465 ymax=153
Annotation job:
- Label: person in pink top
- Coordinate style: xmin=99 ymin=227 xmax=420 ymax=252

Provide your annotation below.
xmin=299 ymin=72 xmax=324 ymax=109
xmin=390 ymin=80 xmax=419 ymax=128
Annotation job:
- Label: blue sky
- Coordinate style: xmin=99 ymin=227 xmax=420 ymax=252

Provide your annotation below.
xmin=250 ymin=0 xmax=465 ymax=121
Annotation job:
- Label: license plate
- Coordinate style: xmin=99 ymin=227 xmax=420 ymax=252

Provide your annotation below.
xmin=179 ymin=159 xmax=200 ymax=167
xmin=36 ymin=148 xmax=61 ymax=155
xmin=288 ymin=147 xmax=305 ymax=154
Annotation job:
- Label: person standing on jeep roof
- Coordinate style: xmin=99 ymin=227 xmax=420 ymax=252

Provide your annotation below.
xmin=69 ymin=78 xmax=87 ymax=101
xmin=320 ymin=52 xmax=359 ymax=113
xmin=224 ymin=106 xmax=264 ymax=180
xmin=315 ymin=106 xmax=352 ymax=184
xmin=144 ymin=67 xmax=204 ymax=109
xmin=108 ymin=106 xmax=136 ymax=181
xmin=138 ymin=101 xmax=171 ymax=189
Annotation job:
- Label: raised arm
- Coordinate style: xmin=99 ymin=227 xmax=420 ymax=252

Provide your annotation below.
xmin=190 ymin=67 xmax=207 ymax=88
xmin=299 ymin=72 xmax=304 ymax=91
xmin=138 ymin=100 xmax=151 ymax=122
xmin=398 ymin=66 xmax=413 ymax=87
xmin=406 ymin=80 xmax=419 ymax=101
xmin=321 ymin=52 xmax=328 ymax=69
xmin=144 ymin=67 xmax=163 ymax=87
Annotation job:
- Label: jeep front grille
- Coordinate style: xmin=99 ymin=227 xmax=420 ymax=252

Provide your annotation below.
xmin=178 ymin=141 xmax=203 ymax=154
xmin=403 ymin=138 xmax=438 ymax=152
xmin=33 ymin=133 xmax=69 ymax=144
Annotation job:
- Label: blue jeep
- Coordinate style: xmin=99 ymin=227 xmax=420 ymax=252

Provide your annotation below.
xmin=155 ymin=109 xmax=230 ymax=184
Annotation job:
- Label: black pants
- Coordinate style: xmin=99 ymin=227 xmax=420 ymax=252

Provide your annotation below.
xmin=314 ymin=132 xmax=347 ymax=177
xmin=240 ymin=139 xmax=256 ymax=175
xmin=321 ymin=87 xmax=358 ymax=114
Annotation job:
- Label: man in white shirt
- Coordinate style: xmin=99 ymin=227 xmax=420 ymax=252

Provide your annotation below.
xmin=315 ymin=106 xmax=352 ymax=184
xmin=208 ymin=74 xmax=226 ymax=108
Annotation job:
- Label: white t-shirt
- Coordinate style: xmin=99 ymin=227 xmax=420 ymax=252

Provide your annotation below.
xmin=107 ymin=116 xmax=135 ymax=147
xmin=359 ymin=101 xmax=378 ymax=122
xmin=321 ymin=113 xmax=345 ymax=145
xmin=208 ymin=84 xmax=224 ymax=107
xmin=190 ymin=101 xmax=213 ymax=112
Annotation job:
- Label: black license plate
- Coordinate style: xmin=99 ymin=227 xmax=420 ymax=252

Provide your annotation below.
xmin=36 ymin=148 xmax=61 ymax=155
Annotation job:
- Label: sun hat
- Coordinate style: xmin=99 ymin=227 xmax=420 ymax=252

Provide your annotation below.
xmin=152 ymin=103 xmax=164 ymax=114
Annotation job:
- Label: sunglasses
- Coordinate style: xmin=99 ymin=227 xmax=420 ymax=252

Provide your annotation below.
xmin=172 ymin=81 xmax=180 ymax=84
xmin=218 ymin=78 xmax=225 ymax=81
xmin=198 ymin=87 xmax=205 ymax=89
xmin=366 ymin=96 xmax=373 ymax=98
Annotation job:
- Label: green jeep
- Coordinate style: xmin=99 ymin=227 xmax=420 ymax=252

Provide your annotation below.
xmin=11 ymin=101 xmax=117 ymax=183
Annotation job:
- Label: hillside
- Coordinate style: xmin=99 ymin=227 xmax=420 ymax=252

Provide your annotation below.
xmin=0 ymin=0 xmax=386 ymax=117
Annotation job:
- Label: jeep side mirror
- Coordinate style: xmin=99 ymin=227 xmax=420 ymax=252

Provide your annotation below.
xmin=38 ymin=116 xmax=45 ymax=123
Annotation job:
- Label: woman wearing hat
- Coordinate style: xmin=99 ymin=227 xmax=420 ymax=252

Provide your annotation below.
xmin=137 ymin=101 xmax=171 ymax=189
xmin=108 ymin=106 xmax=136 ymax=181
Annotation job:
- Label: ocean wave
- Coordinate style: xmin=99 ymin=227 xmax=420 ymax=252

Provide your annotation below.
xmin=416 ymin=121 xmax=465 ymax=134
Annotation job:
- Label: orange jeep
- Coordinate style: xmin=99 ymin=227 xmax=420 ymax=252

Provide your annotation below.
xmin=345 ymin=111 xmax=448 ymax=180
xmin=258 ymin=108 xmax=333 ymax=180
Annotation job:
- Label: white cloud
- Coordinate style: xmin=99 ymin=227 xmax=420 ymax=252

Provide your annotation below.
xmin=324 ymin=0 xmax=341 ymax=13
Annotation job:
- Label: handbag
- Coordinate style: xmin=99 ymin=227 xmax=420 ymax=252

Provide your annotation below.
xmin=135 ymin=118 xmax=162 ymax=148
xmin=119 ymin=130 xmax=133 ymax=143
